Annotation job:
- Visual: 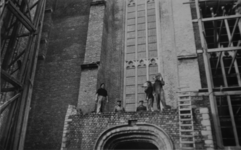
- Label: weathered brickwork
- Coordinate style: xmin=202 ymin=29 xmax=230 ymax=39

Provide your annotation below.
xmin=78 ymin=69 xmax=98 ymax=114
xmin=77 ymin=1 xmax=105 ymax=114
xmin=191 ymin=95 xmax=219 ymax=149
xmin=84 ymin=3 xmax=105 ymax=64
xmin=24 ymin=0 xmax=91 ymax=150
xmin=67 ymin=110 xmax=180 ymax=150
xmin=194 ymin=107 xmax=214 ymax=150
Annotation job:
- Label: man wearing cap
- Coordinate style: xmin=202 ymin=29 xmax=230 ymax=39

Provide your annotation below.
xmin=153 ymin=73 xmax=166 ymax=111
xmin=114 ymin=100 xmax=125 ymax=112
xmin=136 ymin=100 xmax=147 ymax=112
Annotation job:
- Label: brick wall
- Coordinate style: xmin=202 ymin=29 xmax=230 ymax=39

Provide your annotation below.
xmin=84 ymin=3 xmax=105 ymax=64
xmin=24 ymin=0 xmax=91 ymax=149
xmin=77 ymin=69 xmax=98 ymax=113
xmin=194 ymin=107 xmax=214 ymax=150
xmin=66 ymin=110 xmax=180 ymax=150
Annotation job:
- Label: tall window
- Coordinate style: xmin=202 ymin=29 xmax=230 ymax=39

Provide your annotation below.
xmin=124 ymin=0 xmax=160 ymax=112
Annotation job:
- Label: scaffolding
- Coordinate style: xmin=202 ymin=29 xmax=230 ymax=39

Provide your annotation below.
xmin=185 ymin=0 xmax=241 ymax=148
xmin=0 ymin=0 xmax=46 ymax=150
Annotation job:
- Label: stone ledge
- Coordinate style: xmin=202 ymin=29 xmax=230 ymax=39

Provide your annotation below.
xmin=81 ymin=61 xmax=100 ymax=70
xmin=177 ymin=54 xmax=197 ymax=60
xmin=71 ymin=109 xmax=178 ymax=118
xmin=90 ymin=0 xmax=106 ymax=6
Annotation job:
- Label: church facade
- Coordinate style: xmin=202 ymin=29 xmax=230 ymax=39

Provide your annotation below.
xmin=0 ymin=0 xmax=241 ymax=150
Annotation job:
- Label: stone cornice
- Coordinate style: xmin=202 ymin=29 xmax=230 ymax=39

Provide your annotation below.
xmin=90 ymin=0 xmax=106 ymax=7
xmin=81 ymin=61 xmax=100 ymax=70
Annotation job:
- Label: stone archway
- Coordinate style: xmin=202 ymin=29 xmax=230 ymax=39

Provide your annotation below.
xmin=94 ymin=124 xmax=174 ymax=150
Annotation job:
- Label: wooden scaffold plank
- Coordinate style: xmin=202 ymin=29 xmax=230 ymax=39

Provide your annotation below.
xmin=6 ymin=0 xmax=35 ymax=32
xmin=1 ymin=69 xmax=23 ymax=88
xmin=0 ymin=93 xmax=21 ymax=114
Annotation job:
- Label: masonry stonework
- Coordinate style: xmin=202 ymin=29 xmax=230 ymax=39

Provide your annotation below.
xmin=78 ymin=69 xmax=98 ymax=113
xmin=84 ymin=2 xmax=105 ymax=64
xmin=67 ymin=110 xmax=180 ymax=150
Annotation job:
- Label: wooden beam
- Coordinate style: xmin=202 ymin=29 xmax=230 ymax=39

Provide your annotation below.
xmin=214 ymin=91 xmax=241 ymax=96
xmin=180 ymin=91 xmax=241 ymax=96
xmin=194 ymin=0 xmax=223 ymax=147
xmin=199 ymin=87 xmax=241 ymax=92
xmin=228 ymin=41 xmax=241 ymax=74
xmin=220 ymin=50 xmax=240 ymax=146
xmin=17 ymin=1 xmax=46 ymax=149
xmin=8 ymin=50 xmax=25 ymax=67
xmin=205 ymin=46 xmax=241 ymax=53
xmin=193 ymin=15 xmax=241 ymax=22
xmin=214 ymin=8 xmax=227 ymax=74
xmin=1 ymin=87 xmax=17 ymax=92
xmin=6 ymin=0 xmax=36 ymax=32
xmin=0 ymin=93 xmax=21 ymax=114
xmin=23 ymin=0 xmax=33 ymax=21
xmin=184 ymin=0 xmax=236 ymax=4
xmin=1 ymin=69 xmax=23 ymax=88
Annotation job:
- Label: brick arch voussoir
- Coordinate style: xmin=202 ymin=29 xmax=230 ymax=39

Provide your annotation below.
xmin=106 ymin=134 xmax=165 ymax=150
xmin=94 ymin=123 xmax=174 ymax=150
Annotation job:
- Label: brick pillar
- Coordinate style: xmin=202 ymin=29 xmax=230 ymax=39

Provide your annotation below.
xmin=77 ymin=0 xmax=106 ymax=114
xmin=195 ymin=107 xmax=215 ymax=150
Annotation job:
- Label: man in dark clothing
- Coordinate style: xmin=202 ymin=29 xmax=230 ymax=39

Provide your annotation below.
xmin=95 ymin=83 xmax=108 ymax=113
xmin=136 ymin=100 xmax=147 ymax=112
xmin=144 ymin=81 xmax=154 ymax=111
xmin=153 ymin=73 xmax=166 ymax=111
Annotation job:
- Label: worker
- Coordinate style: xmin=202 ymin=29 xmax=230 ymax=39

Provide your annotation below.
xmin=114 ymin=100 xmax=125 ymax=112
xmin=153 ymin=73 xmax=166 ymax=111
xmin=136 ymin=100 xmax=147 ymax=112
xmin=95 ymin=83 xmax=108 ymax=114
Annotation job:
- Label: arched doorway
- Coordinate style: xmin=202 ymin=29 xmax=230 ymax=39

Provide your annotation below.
xmin=95 ymin=124 xmax=174 ymax=150
xmin=114 ymin=141 xmax=158 ymax=150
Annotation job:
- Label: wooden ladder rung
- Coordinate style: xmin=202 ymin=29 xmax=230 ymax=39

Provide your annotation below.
xmin=180 ymin=124 xmax=193 ymax=127
xmin=179 ymin=114 xmax=192 ymax=116
xmin=180 ymin=141 xmax=194 ymax=144
xmin=180 ymin=124 xmax=193 ymax=126
xmin=180 ymin=135 xmax=194 ymax=137
xmin=178 ymin=99 xmax=191 ymax=102
xmin=179 ymin=118 xmax=193 ymax=120
xmin=179 ymin=103 xmax=191 ymax=106
xmin=180 ymin=129 xmax=193 ymax=132
xmin=180 ymin=146 xmax=194 ymax=149
xmin=179 ymin=95 xmax=192 ymax=98
xmin=179 ymin=106 xmax=191 ymax=108
xmin=180 ymin=110 xmax=192 ymax=112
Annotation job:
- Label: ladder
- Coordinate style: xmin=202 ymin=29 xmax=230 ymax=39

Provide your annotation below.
xmin=178 ymin=94 xmax=195 ymax=149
